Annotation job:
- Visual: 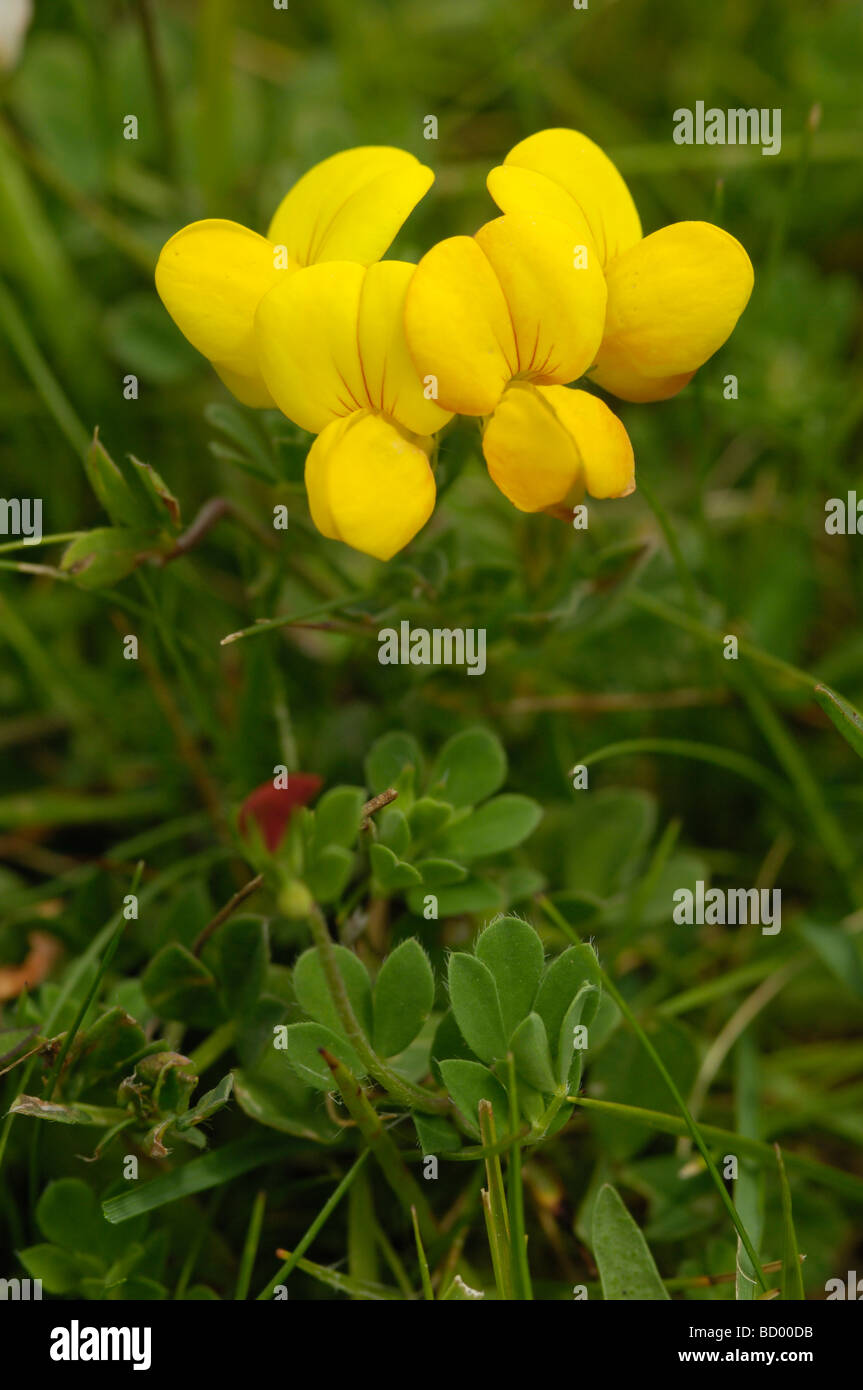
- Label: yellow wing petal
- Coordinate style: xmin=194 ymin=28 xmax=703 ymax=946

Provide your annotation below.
xmin=404 ymin=235 xmax=517 ymax=415
xmin=267 ymin=146 xmax=433 ymax=268
xmin=155 ymin=219 xmax=286 ymax=398
xmin=486 ymin=164 xmax=596 ymax=240
xmin=482 ymin=383 xmax=581 ymax=512
xmin=305 ymin=411 xmax=436 ymax=560
xmin=475 ymin=214 xmax=607 ymax=387
xmin=538 ymin=387 xmax=635 ymax=499
xmin=254 ymin=262 xmax=368 ymax=433
xmin=592 ymin=221 xmax=754 ymax=402
xmin=357 ymin=262 xmax=453 ymax=436
xmin=494 ymin=129 xmax=642 ymax=268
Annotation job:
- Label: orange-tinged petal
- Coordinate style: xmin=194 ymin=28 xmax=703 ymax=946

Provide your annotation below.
xmin=267 ymin=146 xmax=433 ymax=268
xmin=474 ymin=214 xmax=606 ymax=386
xmin=255 ymin=262 xmax=368 ymax=432
xmin=493 ymin=129 xmax=642 ymax=268
xmin=537 ymin=386 xmax=635 ymax=499
xmin=357 ymin=262 xmax=453 ymax=436
xmin=155 ymin=219 xmax=285 ymax=382
xmin=405 ymin=234 xmax=517 ymax=415
xmin=305 ymin=411 xmax=436 ymax=560
xmin=592 ymin=221 xmax=754 ymax=402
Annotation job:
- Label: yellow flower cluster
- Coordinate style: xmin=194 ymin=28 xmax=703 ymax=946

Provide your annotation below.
xmin=156 ymin=133 xmax=754 ymax=561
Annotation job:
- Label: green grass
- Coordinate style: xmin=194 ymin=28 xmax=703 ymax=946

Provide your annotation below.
xmin=1 ymin=0 xmax=862 ymax=1302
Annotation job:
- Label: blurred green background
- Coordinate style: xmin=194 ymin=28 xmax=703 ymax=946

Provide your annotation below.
xmin=1 ymin=0 xmax=862 ymax=1300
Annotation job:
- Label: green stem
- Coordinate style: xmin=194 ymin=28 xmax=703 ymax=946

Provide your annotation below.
xmin=235 ymin=1190 xmax=266 ymax=1300
xmin=306 ymin=905 xmax=448 ymax=1115
xmin=322 ymin=1050 xmax=437 ymax=1240
xmin=188 ymin=1021 xmax=236 ymax=1074
xmin=478 ymin=1099 xmax=513 ymax=1299
xmin=256 ymin=1150 xmax=369 ymax=1300
xmin=539 ymin=896 xmax=769 ymax=1294
xmin=505 ymin=1057 xmax=532 ymax=1300
xmin=411 ymin=1206 xmax=434 ymax=1301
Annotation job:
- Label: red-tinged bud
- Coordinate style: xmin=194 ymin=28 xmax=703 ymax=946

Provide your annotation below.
xmin=239 ymin=773 xmax=323 ymax=851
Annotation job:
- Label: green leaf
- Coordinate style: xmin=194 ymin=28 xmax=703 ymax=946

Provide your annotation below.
xmin=408 ymin=799 xmax=453 ymax=839
xmin=103 ymin=1134 xmax=296 ymax=1223
xmin=83 ymin=431 xmax=141 ymax=527
xmin=365 ymin=732 xmax=423 ymax=796
xmin=37 ymin=1179 xmax=117 ymax=1258
xmin=8 ymin=1095 xmax=91 ymax=1124
xmin=439 ymin=1060 xmax=509 ymax=1140
xmin=592 ymin=1184 xmax=669 ymax=1300
xmin=304 ymin=844 xmax=354 ymax=904
xmin=223 ymin=1052 xmax=339 ymax=1142
xmin=815 ymin=684 xmax=863 ymax=760
xmin=775 ymin=1145 xmax=805 ymax=1301
xmin=438 ymin=795 xmax=541 ymax=860
xmin=448 ymin=954 xmax=508 ymax=1062
xmin=214 ymin=915 xmax=267 ymax=1018
xmin=510 ymin=1013 xmax=557 ymax=1094
xmin=141 ymin=944 xmax=223 ymax=1028
xmin=377 ymin=807 xmax=411 ymax=856
xmin=406 ymin=877 xmax=503 ymax=917
xmin=475 ymin=916 xmax=544 ymax=1038
xmin=312 ymin=786 xmax=366 ymax=850
xmin=557 ymin=983 xmax=601 ymax=1089
xmin=284 ymin=1022 xmax=366 ymax=1090
xmin=67 ymin=1007 xmax=147 ymax=1089
xmin=414 ymin=858 xmax=467 ymax=888
xmin=131 ymin=457 xmax=181 ymax=530
xmin=796 ymin=919 xmax=863 ymax=998
xmin=61 ymin=527 xmax=166 ymax=588
xmin=534 ymin=944 xmax=603 ymax=1066
xmin=292 ymin=945 xmax=373 ymax=1038
xmin=369 ymin=842 xmax=422 ymax=893
xmin=430 ymin=1009 xmax=477 ymax=1083
xmin=17 ymin=1244 xmax=89 ymax=1294
xmin=174 ymin=1073 xmax=234 ymax=1132
xmin=372 ymin=939 xmax=434 ymax=1057
xmin=413 ymin=1113 xmax=462 ymax=1156
xmin=429 ymin=727 xmax=507 ymax=808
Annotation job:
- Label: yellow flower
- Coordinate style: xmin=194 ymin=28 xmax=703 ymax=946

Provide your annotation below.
xmin=487 ymin=128 xmax=754 ymax=402
xmin=254 ymin=259 xmax=451 ymax=560
xmin=155 ymin=146 xmax=433 ymax=408
xmin=404 ymin=211 xmax=633 ymax=511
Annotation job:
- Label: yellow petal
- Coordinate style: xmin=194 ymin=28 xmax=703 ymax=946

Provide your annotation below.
xmin=267 ymin=146 xmax=433 ymax=268
xmin=255 ymin=262 xmax=368 ymax=433
xmin=155 ymin=220 xmax=284 ymax=389
xmin=482 ymin=383 xmax=581 ymax=512
xmin=482 ymin=383 xmax=634 ymax=511
xmin=356 ymin=262 xmax=453 ymax=436
xmin=474 ymin=214 xmax=607 ymax=386
xmin=212 ymin=363 xmax=276 ymax=408
xmin=537 ymin=387 xmax=635 ymax=499
xmin=305 ymin=412 xmax=436 ymax=560
xmin=591 ymin=221 xmax=754 ymax=402
xmin=493 ymin=129 xmax=642 ymax=267
xmin=404 ymin=235 xmax=517 ymax=415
